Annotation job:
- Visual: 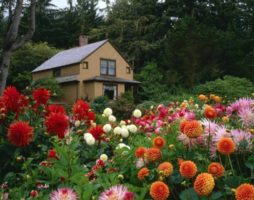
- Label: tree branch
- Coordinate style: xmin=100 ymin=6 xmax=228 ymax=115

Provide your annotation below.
xmin=4 ymin=0 xmax=23 ymax=50
xmin=11 ymin=0 xmax=36 ymax=51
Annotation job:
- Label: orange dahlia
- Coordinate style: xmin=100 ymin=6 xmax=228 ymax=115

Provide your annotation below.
xmin=146 ymin=148 xmax=161 ymax=162
xmin=137 ymin=167 xmax=150 ymax=180
xmin=194 ymin=173 xmax=215 ymax=196
xmin=235 ymin=183 xmax=254 ymax=200
xmin=7 ymin=121 xmax=33 ymax=147
xmin=153 ymin=136 xmax=166 ymax=149
xmin=208 ymin=162 xmax=224 ymax=178
xmin=204 ymin=106 xmax=217 ymax=119
xmin=217 ymin=137 xmax=235 ymax=155
xmin=135 ymin=147 xmax=147 ymax=158
xmin=198 ymin=94 xmax=208 ymax=101
xmin=180 ymin=160 xmax=197 ymax=179
xmin=158 ymin=162 xmax=173 ymax=177
xmin=183 ymin=120 xmax=203 ymax=138
xmin=150 ymin=181 xmax=170 ymax=200
xmin=45 ymin=113 xmax=69 ymax=139
xmin=179 ymin=120 xmax=189 ymax=133
xmin=213 ymin=96 xmax=221 ymax=103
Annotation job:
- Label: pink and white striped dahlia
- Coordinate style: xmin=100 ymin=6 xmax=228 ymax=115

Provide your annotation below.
xmin=238 ymin=108 xmax=254 ymax=128
xmin=99 ymin=185 xmax=134 ymax=200
xmin=50 ymin=188 xmax=78 ymax=200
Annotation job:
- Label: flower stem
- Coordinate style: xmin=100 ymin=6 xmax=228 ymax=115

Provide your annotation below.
xmin=228 ymin=155 xmax=235 ymax=176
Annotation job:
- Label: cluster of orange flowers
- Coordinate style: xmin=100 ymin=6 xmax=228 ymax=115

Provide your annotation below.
xmin=135 ymin=137 xmax=174 ymax=199
xmin=198 ymin=94 xmax=221 ymax=103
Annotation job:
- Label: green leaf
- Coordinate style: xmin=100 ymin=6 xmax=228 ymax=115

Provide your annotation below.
xmin=180 ymin=188 xmax=199 ymax=200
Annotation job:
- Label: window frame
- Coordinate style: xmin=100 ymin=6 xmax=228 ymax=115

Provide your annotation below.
xmin=82 ymin=61 xmax=88 ymax=69
xmin=126 ymin=66 xmax=131 ymax=74
xmin=100 ymin=58 xmax=116 ymax=76
xmin=103 ymin=84 xmax=118 ymax=100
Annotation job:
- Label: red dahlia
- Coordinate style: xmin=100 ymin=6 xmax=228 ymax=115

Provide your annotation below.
xmin=32 ymin=88 xmax=50 ymax=106
xmin=3 ymin=86 xmax=20 ymax=112
xmin=88 ymin=125 xmax=105 ymax=140
xmin=7 ymin=121 xmax=33 ymax=147
xmin=45 ymin=113 xmax=69 ymax=139
xmin=46 ymin=104 xmax=66 ymax=116
xmin=72 ymin=99 xmax=90 ymax=120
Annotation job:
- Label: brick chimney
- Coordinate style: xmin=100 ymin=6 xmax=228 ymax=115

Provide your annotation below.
xmin=79 ymin=35 xmax=88 ymax=46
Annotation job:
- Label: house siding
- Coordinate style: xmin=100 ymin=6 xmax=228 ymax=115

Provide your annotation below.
xmin=61 ymin=64 xmax=80 ymax=76
xmin=33 ymin=70 xmax=52 ymax=81
xmin=60 ymin=83 xmax=78 ymax=103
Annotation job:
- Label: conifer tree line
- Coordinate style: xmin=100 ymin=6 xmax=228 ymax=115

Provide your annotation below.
xmin=1 ymin=0 xmax=254 ymax=94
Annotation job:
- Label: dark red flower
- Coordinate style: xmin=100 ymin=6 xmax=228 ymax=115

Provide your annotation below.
xmin=46 ymin=104 xmax=66 ymax=116
xmin=72 ymin=99 xmax=90 ymax=120
xmin=7 ymin=121 xmax=33 ymax=147
xmin=96 ymin=159 xmax=105 ymax=167
xmin=48 ymin=149 xmax=58 ymax=159
xmin=30 ymin=190 xmax=38 ymax=198
xmin=86 ymin=111 xmax=96 ymax=126
xmin=45 ymin=113 xmax=69 ymax=139
xmin=88 ymin=125 xmax=105 ymax=140
xmin=33 ymin=88 xmax=50 ymax=107
xmin=3 ymin=86 xmax=20 ymax=112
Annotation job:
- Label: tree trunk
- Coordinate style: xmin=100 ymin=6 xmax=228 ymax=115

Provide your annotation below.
xmin=0 ymin=0 xmax=36 ymax=95
xmin=0 ymin=51 xmax=12 ymax=93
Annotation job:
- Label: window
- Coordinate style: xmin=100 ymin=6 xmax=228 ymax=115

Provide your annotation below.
xmin=100 ymin=59 xmax=116 ymax=76
xmin=53 ymin=68 xmax=61 ymax=77
xmin=126 ymin=67 xmax=131 ymax=74
xmin=103 ymin=84 xmax=117 ymax=100
xmin=82 ymin=61 xmax=88 ymax=69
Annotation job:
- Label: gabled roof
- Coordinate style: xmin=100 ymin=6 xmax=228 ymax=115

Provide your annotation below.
xmin=32 ymin=39 xmax=108 ymax=73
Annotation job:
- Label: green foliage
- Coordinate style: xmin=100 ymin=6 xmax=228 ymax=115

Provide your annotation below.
xmin=194 ymin=76 xmax=254 ymax=101
xmin=31 ymin=77 xmax=63 ymax=98
xmin=90 ymin=95 xmax=109 ymax=114
xmin=108 ymin=91 xmax=135 ymax=119
xmin=135 ymin=63 xmax=169 ymax=102
xmin=7 ymin=42 xmax=59 ymax=90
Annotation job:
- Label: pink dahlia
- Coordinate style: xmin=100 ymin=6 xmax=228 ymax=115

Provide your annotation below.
xmin=231 ymin=129 xmax=253 ymax=151
xmin=50 ymin=188 xmax=78 ymax=200
xmin=238 ymin=108 xmax=254 ymax=128
xmin=227 ymin=98 xmax=254 ymax=115
xmin=99 ymin=185 xmax=134 ymax=200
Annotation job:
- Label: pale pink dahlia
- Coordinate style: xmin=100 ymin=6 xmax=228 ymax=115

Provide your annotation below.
xmin=99 ymin=185 xmax=134 ymax=200
xmin=238 ymin=108 xmax=254 ymax=128
xmin=231 ymin=129 xmax=253 ymax=151
xmin=50 ymin=188 xmax=78 ymax=200
xmin=227 ymin=98 xmax=254 ymax=115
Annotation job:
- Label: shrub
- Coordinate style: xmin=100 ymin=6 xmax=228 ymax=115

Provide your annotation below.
xmin=194 ymin=76 xmax=254 ymax=101
xmin=90 ymin=95 xmax=109 ymax=114
xmin=108 ymin=91 xmax=135 ymax=119
xmin=30 ymin=77 xmax=63 ymax=98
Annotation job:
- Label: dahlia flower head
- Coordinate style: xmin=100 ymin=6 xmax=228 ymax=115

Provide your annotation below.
xmin=238 ymin=107 xmax=254 ymax=128
xmin=99 ymin=185 xmax=134 ymax=200
xmin=226 ymin=98 xmax=254 ymax=115
xmin=50 ymin=188 xmax=78 ymax=200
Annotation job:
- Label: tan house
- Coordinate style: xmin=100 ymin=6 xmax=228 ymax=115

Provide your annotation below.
xmin=32 ymin=37 xmax=140 ymax=103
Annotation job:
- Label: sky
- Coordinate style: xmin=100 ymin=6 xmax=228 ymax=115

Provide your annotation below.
xmin=51 ymin=0 xmax=107 ymax=9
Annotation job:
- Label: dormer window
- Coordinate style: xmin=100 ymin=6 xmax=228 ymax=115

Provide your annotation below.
xmin=100 ymin=59 xmax=116 ymax=76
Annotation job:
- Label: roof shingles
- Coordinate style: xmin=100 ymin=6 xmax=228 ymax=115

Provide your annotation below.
xmin=32 ymin=40 xmax=108 ymax=73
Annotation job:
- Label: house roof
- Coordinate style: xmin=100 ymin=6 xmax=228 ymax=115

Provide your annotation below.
xmin=83 ymin=76 xmax=140 ymax=84
xmin=32 ymin=39 xmax=108 ymax=73
xmin=56 ymin=75 xmax=79 ymax=84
